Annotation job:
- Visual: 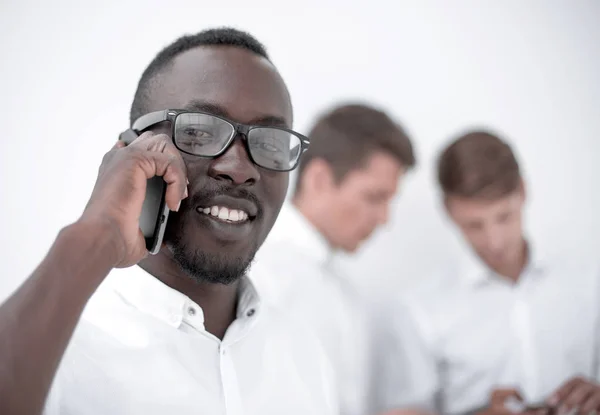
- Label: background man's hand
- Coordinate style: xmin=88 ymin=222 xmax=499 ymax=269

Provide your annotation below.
xmin=80 ymin=131 xmax=188 ymax=268
xmin=547 ymin=376 xmax=600 ymax=415
xmin=378 ymin=409 xmax=436 ymax=415
xmin=475 ymin=388 xmax=550 ymax=415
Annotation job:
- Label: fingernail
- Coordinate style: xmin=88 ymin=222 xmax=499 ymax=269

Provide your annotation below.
xmin=175 ymin=201 xmax=181 ymax=212
xmin=186 ymin=178 xmax=189 ymax=185
xmin=184 ymin=186 xmax=188 ymax=199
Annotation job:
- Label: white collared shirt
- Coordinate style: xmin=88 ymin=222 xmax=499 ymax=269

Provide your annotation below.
xmin=375 ymin=244 xmax=600 ymax=415
xmin=250 ymin=204 xmax=372 ymax=415
xmin=43 ymin=265 xmax=338 ymax=415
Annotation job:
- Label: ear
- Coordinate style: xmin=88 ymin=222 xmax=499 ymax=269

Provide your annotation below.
xmin=517 ymin=178 xmax=527 ymax=201
xmin=301 ymin=158 xmax=336 ymax=195
xmin=442 ymin=194 xmax=455 ymax=219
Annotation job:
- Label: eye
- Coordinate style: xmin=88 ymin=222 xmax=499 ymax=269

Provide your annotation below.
xmin=183 ymin=127 xmax=211 ymax=139
xmin=497 ymin=212 xmax=511 ymax=223
xmin=251 ymin=140 xmax=283 ymax=153
xmin=260 ymin=142 xmax=280 ymax=152
xmin=467 ymin=222 xmax=483 ymax=231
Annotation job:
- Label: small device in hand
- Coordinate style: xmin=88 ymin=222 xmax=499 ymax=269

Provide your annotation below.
xmin=118 ymin=129 xmax=170 ymax=255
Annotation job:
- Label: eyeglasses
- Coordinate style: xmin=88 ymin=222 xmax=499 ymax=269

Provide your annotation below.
xmin=130 ymin=109 xmax=310 ymax=172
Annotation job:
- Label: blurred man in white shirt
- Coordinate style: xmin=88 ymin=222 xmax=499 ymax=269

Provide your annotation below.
xmin=379 ymin=131 xmax=600 ymax=415
xmin=251 ymin=103 xmax=418 ymax=415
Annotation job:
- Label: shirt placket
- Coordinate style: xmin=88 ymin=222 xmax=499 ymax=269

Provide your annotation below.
xmin=217 ymin=311 xmax=258 ymax=415
xmin=219 ymin=343 xmax=244 ymax=415
xmin=511 ymin=279 xmax=538 ymax=401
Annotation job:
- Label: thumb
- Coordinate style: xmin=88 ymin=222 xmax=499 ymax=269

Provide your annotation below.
xmin=491 ymin=388 xmax=523 ymax=407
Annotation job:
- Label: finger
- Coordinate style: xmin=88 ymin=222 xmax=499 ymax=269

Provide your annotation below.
xmin=578 ymin=389 xmax=600 ymax=414
xmin=163 ymin=162 xmax=187 ymax=212
xmin=127 ymin=130 xmax=157 ymax=146
xmin=492 ymin=388 xmax=524 ymax=408
xmin=137 ymin=229 xmax=149 ymax=259
xmin=550 ymin=378 xmax=585 ymax=407
xmin=132 ymin=133 xmax=187 ymax=178
xmin=145 ymin=152 xmax=187 ymax=212
xmin=565 ymin=384 xmax=596 ymax=409
xmin=128 ymin=134 xmax=188 ymax=210
xmin=128 ymin=131 xmax=177 ymax=158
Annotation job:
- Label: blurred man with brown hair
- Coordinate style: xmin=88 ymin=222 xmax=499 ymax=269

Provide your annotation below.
xmin=379 ymin=130 xmax=600 ymax=415
xmin=250 ymin=103 xmax=417 ymax=415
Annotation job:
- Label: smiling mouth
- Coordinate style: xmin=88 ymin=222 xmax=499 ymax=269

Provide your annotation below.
xmin=196 ymin=205 xmax=252 ymax=224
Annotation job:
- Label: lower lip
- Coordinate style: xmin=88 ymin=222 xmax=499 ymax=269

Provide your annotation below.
xmin=194 ymin=211 xmax=254 ymax=241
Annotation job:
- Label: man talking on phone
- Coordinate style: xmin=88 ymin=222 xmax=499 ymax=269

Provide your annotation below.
xmin=0 ymin=28 xmax=337 ymax=415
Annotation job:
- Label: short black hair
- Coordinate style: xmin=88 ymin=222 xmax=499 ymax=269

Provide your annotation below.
xmin=294 ymin=103 xmax=416 ymax=194
xmin=130 ymin=27 xmax=270 ymax=125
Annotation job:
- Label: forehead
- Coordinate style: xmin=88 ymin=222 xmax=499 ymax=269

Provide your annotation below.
xmin=448 ymin=192 xmax=522 ymax=219
xmin=146 ymin=46 xmax=292 ymax=126
xmin=343 ymin=152 xmax=403 ymax=190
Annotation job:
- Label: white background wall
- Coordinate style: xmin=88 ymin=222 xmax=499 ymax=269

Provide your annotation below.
xmin=1 ymin=0 xmax=598 ymax=303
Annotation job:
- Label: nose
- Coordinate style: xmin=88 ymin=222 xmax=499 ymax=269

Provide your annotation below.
xmin=207 ymin=138 xmax=261 ymax=185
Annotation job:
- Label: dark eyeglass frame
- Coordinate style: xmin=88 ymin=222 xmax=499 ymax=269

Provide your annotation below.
xmin=131 ymin=109 xmax=311 ymax=172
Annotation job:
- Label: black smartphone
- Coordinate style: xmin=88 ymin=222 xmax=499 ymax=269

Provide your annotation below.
xmin=118 ymin=129 xmax=170 ymax=255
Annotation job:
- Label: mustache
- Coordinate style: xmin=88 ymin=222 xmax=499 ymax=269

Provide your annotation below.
xmin=186 ymin=182 xmax=263 ymax=218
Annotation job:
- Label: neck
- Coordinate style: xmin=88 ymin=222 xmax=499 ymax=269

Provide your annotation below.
xmin=138 ymin=251 xmax=239 ymax=340
xmin=488 ymin=239 xmax=529 ymax=283
xmin=292 ymin=193 xmax=331 ymax=246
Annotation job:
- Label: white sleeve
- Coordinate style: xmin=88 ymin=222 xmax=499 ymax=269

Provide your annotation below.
xmin=41 ymin=376 xmax=62 ymax=415
xmin=369 ymin=299 xmax=440 ymax=414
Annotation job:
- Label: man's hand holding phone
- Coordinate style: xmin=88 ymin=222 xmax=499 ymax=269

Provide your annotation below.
xmin=80 ymin=131 xmax=188 ymax=268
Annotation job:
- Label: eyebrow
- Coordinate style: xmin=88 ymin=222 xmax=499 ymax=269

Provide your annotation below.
xmin=184 ymin=100 xmax=289 ymax=128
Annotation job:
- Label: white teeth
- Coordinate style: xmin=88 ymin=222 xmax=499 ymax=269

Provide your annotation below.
xmin=200 ymin=206 xmax=249 ymax=223
xmin=218 ymin=207 xmax=229 ymax=220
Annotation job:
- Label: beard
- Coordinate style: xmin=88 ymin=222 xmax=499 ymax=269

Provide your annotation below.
xmin=165 ymin=233 xmax=256 ymax=285
xmin=163 ymin=199 xmax=262 ymax=285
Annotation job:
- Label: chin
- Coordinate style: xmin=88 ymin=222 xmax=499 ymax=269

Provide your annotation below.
xmin=166 ymin=237 xmax=255 ymax=285
xmin=163 ymin=210 xmax=260 ymax=285
xmin=340 ymin=240 xmax=361 ymax=254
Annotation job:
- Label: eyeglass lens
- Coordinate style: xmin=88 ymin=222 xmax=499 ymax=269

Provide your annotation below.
xmin=173 ymin=113 xmax=302 ymax=171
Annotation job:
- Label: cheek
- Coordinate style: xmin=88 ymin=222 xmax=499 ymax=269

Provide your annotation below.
xmin=464 ymin=229 xmax=486 ymax=248
xmin=334 ymin=198 xmax=371 ymax=234
xmin=181 ymin=156 xmax=210 ymax=181
xmin=511 ymin=218 xmax=523 ymax=236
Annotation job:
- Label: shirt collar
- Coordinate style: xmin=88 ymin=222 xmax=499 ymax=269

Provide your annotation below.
xmin=108 ymin=265 xmax=262 ymax=328
xmin=269 ymin=203 xmax=333 ymax=266
xmin=236 ymin=276 xmax=262 ymax=319
xmin=462 ymin=238 xmax=547 ymax=287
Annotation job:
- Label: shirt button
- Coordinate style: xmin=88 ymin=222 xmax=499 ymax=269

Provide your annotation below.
xmin=246 ymin=309 xmax=255 ymax=317
xmin=187 ymin=307 xmax=196 ymax=316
